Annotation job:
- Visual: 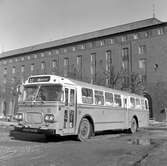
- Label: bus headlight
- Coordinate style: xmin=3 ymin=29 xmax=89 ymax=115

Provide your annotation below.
xmin=44 ymin=114 xmax=55 ymax=123
xmin=14 ymin=113 xmax=23 ymax=121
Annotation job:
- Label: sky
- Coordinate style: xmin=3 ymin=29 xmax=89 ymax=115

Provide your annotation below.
xmin=0 ymin=0 xmax=167 ymax=52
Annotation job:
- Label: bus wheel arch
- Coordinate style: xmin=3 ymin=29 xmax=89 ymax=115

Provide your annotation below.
xmin=77 ymin=115 xmax=94 ymax=141
xmin=130 ymin=116 xmax=138 ymax=134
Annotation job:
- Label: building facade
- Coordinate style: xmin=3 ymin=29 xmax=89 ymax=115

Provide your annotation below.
xmin=0 ymin=18 xmax=167 ymax=121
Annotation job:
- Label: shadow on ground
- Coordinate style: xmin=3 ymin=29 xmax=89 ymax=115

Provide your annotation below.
xmin=9 ymin=129 xmax=130 ymax=143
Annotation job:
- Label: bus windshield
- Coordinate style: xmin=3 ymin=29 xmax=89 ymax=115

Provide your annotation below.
xmin=23 ymin=85 xmax=38 ymax=101
xmin=36 ymin=84 xmax=63 ymax=102
xmin=22 ymin=84 xmax=63 ymax=102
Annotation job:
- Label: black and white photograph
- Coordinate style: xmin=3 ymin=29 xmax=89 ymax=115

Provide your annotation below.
xmin=0 ymin=0 xmax=167 ymax=165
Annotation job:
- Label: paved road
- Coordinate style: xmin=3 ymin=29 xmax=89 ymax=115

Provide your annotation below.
xmin=0 ymin=127 xmax=167 ymax=166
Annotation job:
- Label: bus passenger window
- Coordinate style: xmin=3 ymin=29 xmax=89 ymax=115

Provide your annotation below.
xmin=70 ymin=89 xmax=75 ymax=106
xmin=130 ymin=97 xmax=135 ymax=108
xmin=114 ymin=94 xmax=122 ymax=107
xmin=95 ymin=90 xmax=104 ymax=105
xmin=105 ymin=92 xmax=113 ymax=105
xmin=141 ymin=99 xmax=145 ymax=109
xmin=135 ymin=98 xmax=141 ymax=109
xmin=82 ymin=88 xmax=93 ymax=104
xmin=65 ymin=88 xmax=68 ymax=106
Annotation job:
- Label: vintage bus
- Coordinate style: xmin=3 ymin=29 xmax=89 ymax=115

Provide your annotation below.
xmin=14 ymin=75 xmax=149 ymax=141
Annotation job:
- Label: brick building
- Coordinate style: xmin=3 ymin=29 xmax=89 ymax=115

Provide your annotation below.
xmin=0 ymin=17 xmax=167 ymax=121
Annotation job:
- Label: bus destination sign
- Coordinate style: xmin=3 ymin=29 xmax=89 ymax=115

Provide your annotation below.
xmin=28 ymin=76 xmax=50 ymax=83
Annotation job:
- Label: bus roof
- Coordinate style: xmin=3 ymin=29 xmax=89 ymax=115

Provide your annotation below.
xmin=25 ymin=75 xmax=144 ymax=98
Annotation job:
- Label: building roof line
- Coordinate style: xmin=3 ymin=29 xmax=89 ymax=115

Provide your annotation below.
xmin=0 ymin=17 xmax=164 ymax=59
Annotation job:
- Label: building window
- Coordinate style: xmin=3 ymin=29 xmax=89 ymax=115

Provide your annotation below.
xmin=138 ymin=45 xmax=146 ymax=54
xmin=4 ymin=68 xmax=7 ymax=75
xmin=90 ymin=53 xmax=96 ymax=84
xmin=21 ymin=57 xmax=24 ymax=61
xmin=110 ymin=38 xmax=114 ymax=44
xmin=139 ymin=59 xmax=146 ymax=69
xmin=56 ymin=49 xmax=59 ymax=54
xmin=122 ymin=61 xmax=128 ymax=71
xmin=41 ymin=53 xmax=45 ymax=57
xmin=52 ymin=60 xmax=57 ymax=69
xmin=31 ymin=64 xmax=34 ymax=72
xmin=122 ymin=48 xmax=129 ymax=72
xmin=100 ymin=40 xmax=105 ymax=46
xmin=157 ymin=28 xmax=164 ymax=35
xmin=64 ymin=48 xmax=67 ymax=53
xmin=105 ymin=50 xmax=112 ymax=86
xmin=21 ymin=65 xmax=25 ymax=73
xmin=122 ymin=48 xmax=129 ymax=61
xmin=81 ymin=44 xmax=85 ymax=50
xmin=121 ymin=35 xmax=127 ymax=42
xmin=9 ymin=59 xmax=13 ymax=63
xmin=133 ymin=33 xmax=138 ymax=40
xmin=139 ymin=74 xmax=146 ymax=83
xmin=76 ymin=55 xmax=82 ymax=79
xmin=41 ymin=62 xmax=45 ymax=70
xmin=144 ymin=31 xmax=149 ymax=38
xmin=72 ymin=47 xmax=76 ymax=51
xmin=3 ymin=79 xmax=7 ymax=84
xmin=15 ymin=58 xmax=18 ymax=62
xmin=27 ymin=56 xmax=31 ymax=60
xmin=34 ymin=54 xmax=37 ymax=59
xmin=12 ymin=66 xmax=16 ymax=74
xmin=48 ymin=51 xmax=52 ymax=55
xmin=64 ymin=58 xmax=69 ymax=77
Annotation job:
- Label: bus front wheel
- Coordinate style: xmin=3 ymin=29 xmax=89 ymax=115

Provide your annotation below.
xmin=130 ymin=118 xmax=138 ymax=134
xmin=78 ymin=118 xmax=92 ymax=141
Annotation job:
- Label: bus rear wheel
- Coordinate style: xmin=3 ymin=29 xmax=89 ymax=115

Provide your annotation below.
xmin=130 ymin=118 xmax=138 ymax=134
xmin=78 ymin=118 xmax=92 ymax=141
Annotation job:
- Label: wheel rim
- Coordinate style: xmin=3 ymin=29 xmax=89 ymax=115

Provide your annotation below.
xmin=79 ymin=119 xmax=90 ymax=139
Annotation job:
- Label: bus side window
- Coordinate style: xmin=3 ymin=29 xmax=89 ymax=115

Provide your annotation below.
xmin=70 ymin=89 xmax=75 ymax=106
xmin=82 ymin=88 xmax=93 ymax=104
xmin=135 ymin=98 xmax=141 ymax=109
xmin=105 ymin=92 xmax=113 ymax=106
xmin=114 ymin=94 xmax=122 ymax=107
xmin=95 ymin=90 xmax=104 ymax=105
xmin=65 ymin=88 xmax=68 ymax=106
xmin=141 ymin=99 xmax=145 ymax=110
xmin=130 ymin=97 xmax=135 ymax=108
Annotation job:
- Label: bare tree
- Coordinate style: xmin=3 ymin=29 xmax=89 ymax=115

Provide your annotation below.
xmin=104 ymin=66 xmax=123 ymax=89
xmin=129 ymin=72 xmax=145 ymax=94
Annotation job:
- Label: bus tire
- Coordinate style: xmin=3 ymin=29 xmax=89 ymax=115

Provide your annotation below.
xmin=77 ymin=118 xmax=92 ymax=141
xmin=130 ymin=118 xmax=138 ymax=134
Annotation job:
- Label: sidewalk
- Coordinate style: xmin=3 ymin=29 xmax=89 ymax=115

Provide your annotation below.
xmin=146 ymin=120 xmax=167 ymax=130
xmin=0 ymin=120 xmax=17 ymax=129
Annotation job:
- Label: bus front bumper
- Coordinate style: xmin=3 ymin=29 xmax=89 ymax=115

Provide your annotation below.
xmin=14 ymin=123 xmax=57 ymax=135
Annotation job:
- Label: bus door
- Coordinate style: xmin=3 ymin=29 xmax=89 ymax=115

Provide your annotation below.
xmin=123 ymin=96 xmax=129 ymax=128
xmin=63 ymin=87 xmax=76 ymax=134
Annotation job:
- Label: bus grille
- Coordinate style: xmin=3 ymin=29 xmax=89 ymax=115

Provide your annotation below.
xmin=26 ymin=112 xmax=42 ymax=124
